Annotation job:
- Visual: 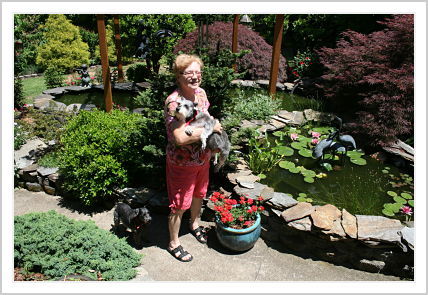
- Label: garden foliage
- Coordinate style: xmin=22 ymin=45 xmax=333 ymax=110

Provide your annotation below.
xmin=14 ymin=211 xmax=142 ymax=280
xmin=14 ymin=77 xmax=25 ymax=109
xmin=126 ymin=63 xmax=153 ymax=83
xmin=43 ymin=66 xmax=65 ymax=89
xmin=174 ymin=21 xmax=288 ymax=82
xmin=316 ymin=15 xmax=414 ymax=147
xmin=59 ymin=109 xmax=165 ymax=205
xmin=36 ymin=14 xmax=90 ymax=73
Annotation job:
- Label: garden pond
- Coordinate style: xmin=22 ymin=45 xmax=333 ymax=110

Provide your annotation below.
xmin=253 ymin=125 xmax=414 ymax=221
xmin=56 ymin=90 xmax=139 ymax=110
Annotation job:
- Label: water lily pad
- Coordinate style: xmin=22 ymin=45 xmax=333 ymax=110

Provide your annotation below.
xmin=306 ymin=198 xmax=313 ymax=202
xmin=384 ymin=203 xmax=401 ymax=213
xmin=401 ymin=192 xmax=413 ymax=199
xmin=408 ymin=200 xmax=414 ymax=207
xmin=382 ymin=208 xmax=395 ymax=217
xmin=291 ymin=142 xmax=305 ymax=150
xmin=350 ymin=157 xmax=367 ymax=165
xmin=258 ymin=173 xmax=266 ymax=179
xmin=304 ymin=177 xmax=315 ymax=183
xmin=347 ymin=150 xmax=365 ymax=158
xmin=275 ymin=146 xmax=294 ymax=156
xmin=298 ymin=193 xmax=307 ymax=198
xmin=387 ymin=191 xmax=398 ymax=197
xmin=279 ymin=160 xmax=295 ymax=170
xmin=298 ymin=149 xmax=313 ymax=158
xmin=296 ymin=196 xmax=307 ymax=202
xmin=301 ymin=170 xmax=316 ymax=178
xmin=311 ymin=127 xmax=332 ymax=134
xmin=288 ymin=167 xmax=301 ymax=174
xmin=272 ymin=131 xmax=284 ymax=137
xmin=393 ymin=196 xmax=407 ymax=204
xmin=382 ymin=169 xmax=389 ymax=174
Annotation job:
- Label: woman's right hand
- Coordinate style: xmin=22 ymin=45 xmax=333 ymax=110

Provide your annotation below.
xmin=213 ymin=120 xmax=223 ymax=134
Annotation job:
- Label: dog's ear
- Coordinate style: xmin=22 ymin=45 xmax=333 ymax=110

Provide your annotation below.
xmin=193 ymin=102 xmax=198 ymax=107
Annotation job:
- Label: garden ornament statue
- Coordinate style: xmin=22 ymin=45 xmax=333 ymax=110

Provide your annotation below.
xmin=135 ymin=19 xmax=173 ymax=59
xmin=312 ymin=116 xmax=356 ymax=162
xmin=76 ymin=64 xmax=91 ymax=87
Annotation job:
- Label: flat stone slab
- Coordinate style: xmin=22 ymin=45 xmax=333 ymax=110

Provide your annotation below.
xmin=281 ymin=202 xmax=314 ymax=222
xmin=233 ymin=182 xmax=274 ymax=200
xmin=341 ymin=209 xmax=357 ymax=239
xmin=304 ymin=109 xmax=335 ymax=123
xmin=64 ymin=86 xmax=90 ymax=92
xmin=287 ymin=216 xmax=312 ymax=231
xmin=14 ymin=138 xmax=47 ymax=169
xmin=399 ymin=226 xmax=414 ymax=250
xmin=356 ymin=215 xmax=404 ymax=245
xmin=65 ymin=103 xmax=83 ymax=113
xmin=43 ymin=87 xmax=68 ymax=96
xmin=266 ymin=192 xmax=298 ymax=210
xmin=311 ymin=204 xmax=342 ymax=230
xmin=37 ymin=166 xmax=59 ymax=177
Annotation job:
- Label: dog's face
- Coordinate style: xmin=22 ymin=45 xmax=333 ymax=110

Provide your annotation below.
xmin=175 ymin=99 xmax=197 ymax=122
xmin=136 ymin=207 xmax=151 ymax=225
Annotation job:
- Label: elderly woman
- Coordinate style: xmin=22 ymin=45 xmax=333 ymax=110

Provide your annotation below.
xmin=164 ymin=54 xmax=222 ymax=262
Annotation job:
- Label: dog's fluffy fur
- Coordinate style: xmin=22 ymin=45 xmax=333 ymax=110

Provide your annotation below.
xmin=113 ymin=202 xmax=151 ymax=247
xmin=175 ymin=98 xmax=231 ymax=172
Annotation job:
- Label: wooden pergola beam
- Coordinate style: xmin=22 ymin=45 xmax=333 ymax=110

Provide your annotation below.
xmin=232 ymin=14 xmax=239 ymax=72
xmin=268 ymin=14 xmax=285 ymax=95
xmin=96 ymin=14 xmax=113 ymax=112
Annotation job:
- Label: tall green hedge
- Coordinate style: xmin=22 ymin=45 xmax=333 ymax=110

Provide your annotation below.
xmin=14 ymin=211 xmax=142 ymax=281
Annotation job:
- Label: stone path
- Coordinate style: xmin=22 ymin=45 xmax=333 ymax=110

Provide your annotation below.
xmin=12 ymin=188 xmax=403 ymax=283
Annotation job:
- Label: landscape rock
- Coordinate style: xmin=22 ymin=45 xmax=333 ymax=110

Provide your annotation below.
xmin=287 ymin=216 xmax=312 ymax=231
xmin=226 ymin=170 xmax=252 ymax=185
xmin=311 ymin=204 xmax=342 ymax=230
xmin=26 ymin=182 xmax=42 ymax=192
xmin=43 ymin=87 xmax=67 ymax=96
xmin=236 ymin=174 xmax=260 ymax=185
xmin=341 ymin=209 xmax=357 ymax=239
xmin=65 ymin=103 xmax=83 ymax=113
xmin=14 ymin=138 xmax=47 ymax=169
xmin=281 ymin=202 xmax=314 ymax=222
xmin=399 ymin=227 xmax=414 ymax=251
xmin=322 ymin=219 xmax=346 ymax=238
xmin=266 ymin=192 xmax=298 ymax=211
xmin=37 ymin=166 xmax=59 ymax=177
xmin=43 ymin=185 xmax=56 ymax=195
xmin=234 ymin=182 xmax=274 ymax=201
xmin=303 ymin=109 xmax=335 ymax=123
xmin=356 ymin=259 xmax=386 ymax=273
xmin=356 ymin=215 xmax=404 ymax=246
xmin=268 ymin=118 xmax=286 ymax=129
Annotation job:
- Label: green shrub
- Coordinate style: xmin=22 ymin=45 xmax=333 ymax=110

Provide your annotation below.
xmin=126 ymin=63 xmax=152 ymax=83
xmin=222 ymin=89 xmax=281 ymax=131
xmin=14 ymin=77 xmax=25 ymax=109
xmin=36 ymin=14 xmax=90 ymax=72
xmin=59 ymin=109 xmax=165 ymax=205
xmin=14 ymin=211 xmax=142 ymax=281
xmin=44 ymin=66 xmax=65 ymax=89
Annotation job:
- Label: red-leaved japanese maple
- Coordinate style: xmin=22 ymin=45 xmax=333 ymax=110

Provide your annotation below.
xmin=316 ymin=15 xmax=414 ymax=147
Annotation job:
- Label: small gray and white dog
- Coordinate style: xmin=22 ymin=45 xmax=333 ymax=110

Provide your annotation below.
xmin=113 ymin=202 xmax=151 ymax=247
xmin=174 ymin=98 xmax=231 ymax=172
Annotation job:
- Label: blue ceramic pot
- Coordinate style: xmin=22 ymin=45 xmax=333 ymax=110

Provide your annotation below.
xmin=215 ymin=213 xmax=261 ymax=252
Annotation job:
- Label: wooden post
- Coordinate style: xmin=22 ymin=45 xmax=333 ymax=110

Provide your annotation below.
xmin=232 ymin=14 xmax=239 ymax=72
xmin=96 ymin=14 xmax=113 ymax=112
xmin=113 ymin=15 xmax=124 ymax=82
xmin=268 ymin=14 xmax=285 ymax=96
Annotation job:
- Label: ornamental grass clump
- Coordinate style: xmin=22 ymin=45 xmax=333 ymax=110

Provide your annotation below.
xmin=210 ymin=192 xmax=265 ymax=229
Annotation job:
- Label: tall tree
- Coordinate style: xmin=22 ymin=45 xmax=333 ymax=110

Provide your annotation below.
xmin=36 ymin=14 xmax=90 ymax=73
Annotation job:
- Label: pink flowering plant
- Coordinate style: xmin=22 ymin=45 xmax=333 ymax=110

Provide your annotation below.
xmin=210 ymin=192 xmax=265 ymax=229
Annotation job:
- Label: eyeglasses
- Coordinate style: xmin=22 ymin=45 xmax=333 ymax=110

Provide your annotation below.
xmin=181 ymin=71 xmax=202 ymax=77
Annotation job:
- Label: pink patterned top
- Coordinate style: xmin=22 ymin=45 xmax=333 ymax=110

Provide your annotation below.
xmin=164 ymin=87 xmax=212 ymax=166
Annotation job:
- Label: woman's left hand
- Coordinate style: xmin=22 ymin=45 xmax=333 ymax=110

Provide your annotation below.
xmin=213 ymin=120 xmax=223 ymax=134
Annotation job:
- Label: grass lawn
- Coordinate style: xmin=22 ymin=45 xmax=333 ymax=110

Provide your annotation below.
xmin=21 ymin=76 xmax=47 ymax=104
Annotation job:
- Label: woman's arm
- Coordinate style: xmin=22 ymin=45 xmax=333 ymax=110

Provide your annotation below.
xmin=171 ymin=120 xmax=205 ymax=146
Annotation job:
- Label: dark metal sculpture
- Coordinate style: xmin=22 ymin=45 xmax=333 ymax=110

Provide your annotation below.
xmin=75 ymin=64 xmax=91 ymax=87
xmin=312 ymin=116 xmax=356 ymax=162
xmin=135 ymin=20 xmax=172 ymax=60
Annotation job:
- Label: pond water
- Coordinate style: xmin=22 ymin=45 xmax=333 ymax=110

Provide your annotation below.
xmin=56 ymin=90 xmax=139 ymax=110
xmin=259 ymin=135 xmax=414 ymax=220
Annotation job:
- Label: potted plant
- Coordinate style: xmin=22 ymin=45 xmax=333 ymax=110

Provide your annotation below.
xmin=210 ymin=192 xmax=265 ymax=252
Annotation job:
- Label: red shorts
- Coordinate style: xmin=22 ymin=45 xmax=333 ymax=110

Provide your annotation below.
xmin=166 ymin=160 xmax=210 ymax=214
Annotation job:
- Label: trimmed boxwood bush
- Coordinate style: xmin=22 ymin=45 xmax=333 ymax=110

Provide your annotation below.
xmin=59 ymin=109 xmax=165 ymax=206
xmin=14 ymin=211 xmax=142 ymax=281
